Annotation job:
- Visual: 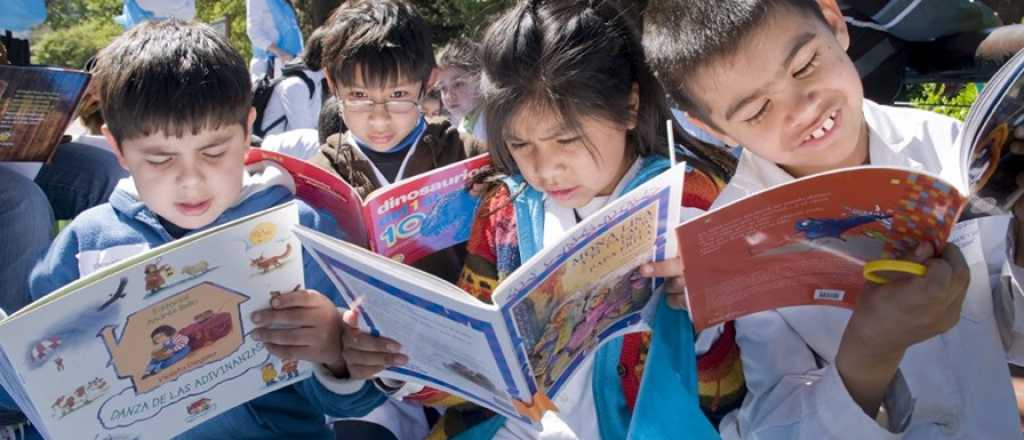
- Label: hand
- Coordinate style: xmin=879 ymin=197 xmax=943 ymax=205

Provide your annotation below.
xmin=340 ymin=309 xmax=408 ymax=380
xmin=251 ymin=289 xmax=347 ymax=375
xmin=836 ymin=242 xmax=970 ymax=417
xmin=639 ymin=256 xmax=687 ymax=309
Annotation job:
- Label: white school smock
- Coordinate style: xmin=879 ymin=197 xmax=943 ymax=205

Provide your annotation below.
xmin=261 ymin=69 xmax=325 ymax=136
xmin=718 ymin=100 xmax=1024 ymax=440
xmin=135 ymin=0 xmax=195 ymax=21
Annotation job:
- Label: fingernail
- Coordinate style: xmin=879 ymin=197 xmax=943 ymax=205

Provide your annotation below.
xmin=915 ymin=243 xmax=929 ymax=259
xmin=387 ymin=343 xmax=401 ymax=352
xmin=271 ymin=298 xmax=281 ymax=308
xmin=252 ymin=312 xmax=263 ymax=323
xmin=396 ymin=355 xmax=408 ymax=365
xmin=639 ymin=265 xmax=651 ymax=275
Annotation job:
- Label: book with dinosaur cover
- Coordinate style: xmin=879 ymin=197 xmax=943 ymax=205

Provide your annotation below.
xmin=0 ymin=202 xmax=312 ymax=440
xmin=0 ymin=64 xmax=91 ymax=162
xmin=246 ymin=148 xmax=490 ymax=265
xmin=294 ymin=164 xmax=687 ymax=429
xmin=679 ymin=48 xmax=1024 ymax=330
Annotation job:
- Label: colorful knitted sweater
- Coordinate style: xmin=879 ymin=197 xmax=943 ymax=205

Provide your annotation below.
xmin=413 ymin=155 xmax=746 ymax=438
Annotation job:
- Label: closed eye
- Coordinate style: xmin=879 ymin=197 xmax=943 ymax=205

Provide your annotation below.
xmin=794 ymin=53 xmax=819 ymax=78
xmin=745 ymin=101 xmax=770 ymax=124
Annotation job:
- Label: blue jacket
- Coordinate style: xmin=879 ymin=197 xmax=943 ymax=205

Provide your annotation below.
xmin=26 ymin=162 xmax=386 ymax=439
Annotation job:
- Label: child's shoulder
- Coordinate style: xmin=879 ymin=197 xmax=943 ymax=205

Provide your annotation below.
xmin=424 ymin=116 xmax=487 ymax=157
xmin=865 ymin=100 xmax=962 ymax=144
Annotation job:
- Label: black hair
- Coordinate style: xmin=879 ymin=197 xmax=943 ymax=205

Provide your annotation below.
xmin=94 ymin=20 xmax=252 ymax=145
xmin=318 ymin=96 xmax=346 ymax=144
xmin=302 ymin=25 xmax=328 ymax=71
xmin=643 ymin=0 xmax=825 ymax=122
xmin=322 ymin=0 xmax=434 ymax=92
xmin=479 ymin=0 xmax=736 ymax=178
xmin=151 ymin=325 xmax=177 ymax=340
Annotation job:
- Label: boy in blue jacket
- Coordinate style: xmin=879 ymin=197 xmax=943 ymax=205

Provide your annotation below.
xmin=26 ymin=20 xmax=386 ymax=439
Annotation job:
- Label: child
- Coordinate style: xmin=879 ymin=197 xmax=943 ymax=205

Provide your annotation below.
xmin=435 ymin=36 xmax=484 ymax=139
xmin=144 ymin=325 xmax=191 ymax=376
xmin=643 ymin=0 xmax=1024 ymax=438
xmin=339 ymin=1 xmax=740 ymax=438
xmin=311 ymin=0 xmax=485 ymax=283
xmin=27 ymin=20 xmax=385 ymax=439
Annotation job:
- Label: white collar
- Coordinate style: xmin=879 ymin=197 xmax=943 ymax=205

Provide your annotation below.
xmin=344 ymin=130 xmax=424 ymax=187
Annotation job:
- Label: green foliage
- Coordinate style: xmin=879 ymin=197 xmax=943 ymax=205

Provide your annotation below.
xmin=196 ymin=0 xmax=252 ymax=60
xmin=411 ymin=0 xmax=515 ymax=45
xmin=908 ymin=83 xmax=979 ymax=121
xmin=33 ymin=16 xmax=122 ymax=68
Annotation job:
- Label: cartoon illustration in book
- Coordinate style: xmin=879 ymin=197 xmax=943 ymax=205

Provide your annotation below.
xmin=444 ymin=360 xmax=500 ymax=396
xmin=420 ymin=189 xmax=478 ymax=241
xmin=250 ymin=243 xmax=293 ymax=274
xmin=968 ymin=109 xmax=1024 ymax=217
xmin=98 ymin=283 xmax=247 ymax=394
xmin=142 ymin=324 xmax=192 ymax=378
xmin=279 ymin=359 xmax=300 ymax=380
xmin=262 ymin=362 xmax=278 ymax=386
xmin=144 ymin=259 xmax=175 ymax=294
xmin=49 ymin=377 xmax=109 ymax=418
xmin=748 ymin=209 xmax=894 ymax=262
xmin=54 ymin=356 xmax=64 ymax=372
xmin=180 ymin=260 xmax=214 ymax=279
xmin=793 ymin=213 xmax=892 ymax=241
xmin=31 ymin=336 xmax=61 ymax=366
xmin=184 ymin=397 xmax=216 ymax=423
xmin=98 ymin=277 xmax=129 ymax=311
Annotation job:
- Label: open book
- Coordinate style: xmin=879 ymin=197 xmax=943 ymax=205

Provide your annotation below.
xmin=294 ymin=164 xmax=687 ymax=429
xmin=0 ymin=65 xmax=90 ymax=162
xmin=0 ymin=203 xmax=311 ymax=439
xmin=246 ymin=148 xmax=490 ymax=264
xmin=680 ymin=49 xmax=1024 ymax=330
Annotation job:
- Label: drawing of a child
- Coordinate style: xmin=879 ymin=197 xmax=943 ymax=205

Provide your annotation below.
xmin=144 ymin=325 xmax=191 ymax=377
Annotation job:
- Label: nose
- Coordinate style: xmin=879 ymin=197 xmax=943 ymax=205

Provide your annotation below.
xmin=784 ymin=87 xmax=823 ymax=133
xmin=532 ymin=146 xmax=564 ymax=185
xmin=176 ymin=160 xmax=204 ymax=189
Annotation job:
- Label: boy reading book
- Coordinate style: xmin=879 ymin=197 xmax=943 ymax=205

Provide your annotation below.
xmin=26 ymin=20 xmax=385 ymax=439
xmin=311 ymin=0 xmax=484 ymax=283
xmin=644 ymin=0 xmax=1024 ymax=438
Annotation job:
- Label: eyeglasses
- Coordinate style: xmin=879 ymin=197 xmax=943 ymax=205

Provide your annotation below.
xmin=341 ymin=99 xmax=420 ymax=114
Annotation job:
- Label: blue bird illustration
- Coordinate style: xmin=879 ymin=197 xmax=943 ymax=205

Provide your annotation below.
xmin=794 ymin=213 xmax=891 ymax=241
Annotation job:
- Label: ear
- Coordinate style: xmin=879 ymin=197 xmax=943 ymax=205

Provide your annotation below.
xmin=423 ymin=68 xmax=441 ymax=98
xmin=815 ymin=0 xmax=850 ymax=50
xmin=246 ymin=107 xmax=257 ymax=142
xmin=323 ymin=70 xmax=337 ymax=97
xmin=686 ymin=113 xmax=739 ymax=146
xmin=102 ymin=125 xmax=130 ymax=170
xmin=627 ymin=82 xmax=640 ymax=130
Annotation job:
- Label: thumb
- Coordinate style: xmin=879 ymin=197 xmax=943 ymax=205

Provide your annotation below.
xmin=342 ymin=308 xmax=360 ymax=328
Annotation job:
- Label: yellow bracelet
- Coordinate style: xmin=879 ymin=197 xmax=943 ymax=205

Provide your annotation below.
xmin=863 ymin=259 xmax=928 ymax=284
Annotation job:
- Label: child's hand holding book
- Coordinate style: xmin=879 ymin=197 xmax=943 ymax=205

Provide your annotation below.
xmin=340 ymin=309 xmax=408 ymax=380
xmin=250 ymin=289 xmax=350 ymax=376
xmin=836 ymin=242 xmax=970 ymax=417
xmin=639 ymin=257 xmax=688 ymax=310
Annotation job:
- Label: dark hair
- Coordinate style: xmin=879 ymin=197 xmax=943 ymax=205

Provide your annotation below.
xmin=302 ymin=25 xmax=328 ymax=71
xmin=318 ymin=96 xmax=346 ymax=144
xmin=479 ymin=0 xmax=735 ymax=178
xmin=151 ymin=325 xmax=177 ymax=339
xmin=437 ymin=36 xmax=481 ymax=74
xmin=322 ymin=0 xmax=434 ymax=92
xmin=94 ymin=20 xmax=252 ymax=145
xmin=643 ymin=0 xmax=824 ymax=123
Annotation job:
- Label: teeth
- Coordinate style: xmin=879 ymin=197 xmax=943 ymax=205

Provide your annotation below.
xmin=805 ymin=112 xmax=837 ymax=141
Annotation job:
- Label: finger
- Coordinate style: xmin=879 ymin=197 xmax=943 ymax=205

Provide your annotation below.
xmin=253 ymin=327 xmax=325 ymax=347
xmin=344 ymin=348 xmax=409 ymax=368
xmin=342 ymin=308 xmax=360 ymax=328
xmin=263 ymin=342 xmax=305 ymax=361
xmin=344 ymin=330 xmax=402 ymax=353
xmin=664 ymin=276 xmax=687 ymax=294
xmin=639 ymin=257 xmax=684 ymax=278
xmin=940 ymin=244 xmax=971 ymax=294
xmin=252 ymin=307 xmax=320 ymax=327
xmin=909 ymin=241 xmax=936 ymax=264
xmin=271 ymin=289 xmax=327 ymax=309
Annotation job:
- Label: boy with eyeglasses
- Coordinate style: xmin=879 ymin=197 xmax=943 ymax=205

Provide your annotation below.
xmin=312 ymin=0 xmax=484 ymax=281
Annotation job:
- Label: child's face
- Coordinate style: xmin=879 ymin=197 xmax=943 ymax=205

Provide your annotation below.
xmin=152 ymin=333 xmax=169 ymax=346
xmin=506 ymin=104 xmax=636 ymax=209
xmin=106 ymin=111 xmax=254 ymax=230
xmin=335 ymin=70 xmax=424 ymax=153
xmin=435 ymin=66 xmax=481 ymax=123
xmin=687 ymin=2 xmax=869 ymax=178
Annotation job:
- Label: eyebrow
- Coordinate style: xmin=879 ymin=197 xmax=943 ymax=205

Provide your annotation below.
xmin=724 ymin=32 xmax=817 ymax=121
xmin=139 ymin=134 xmax=233 ymax=155
xmin=507 ymin=126 xmax=571 ymax=144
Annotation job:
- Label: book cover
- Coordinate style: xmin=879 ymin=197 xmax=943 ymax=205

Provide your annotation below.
xmin=0 ymin=65 xmax=90 ymax=162
xmin=0 ymin=203 xmax=311 ymax=440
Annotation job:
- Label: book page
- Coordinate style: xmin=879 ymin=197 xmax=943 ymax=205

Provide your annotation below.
xmin=680 ymin=167 xmax=967 ymax=330
xmin=962 ymin=49 xmax=1024 ymax=219
xmin=293 ymin=226 xmax=538 ymax=429
xmin=0 ymin=203 xmax=313 ymax=439
xmin=493 ymin=164 xmax=685 ymax=399
xmin=246 ymin=148 xmax=370 ymax=247
xmin=0 ymin=65 xmax=90 ymax=162
xmin=363 ymin=154 xmax=490 ymax=264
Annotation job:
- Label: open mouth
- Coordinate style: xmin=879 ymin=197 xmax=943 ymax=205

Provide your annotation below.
xmin=176 ymin=199 xmax=212 ymax=216
xmin=801 ymin=110 xmax=839 ymax=145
